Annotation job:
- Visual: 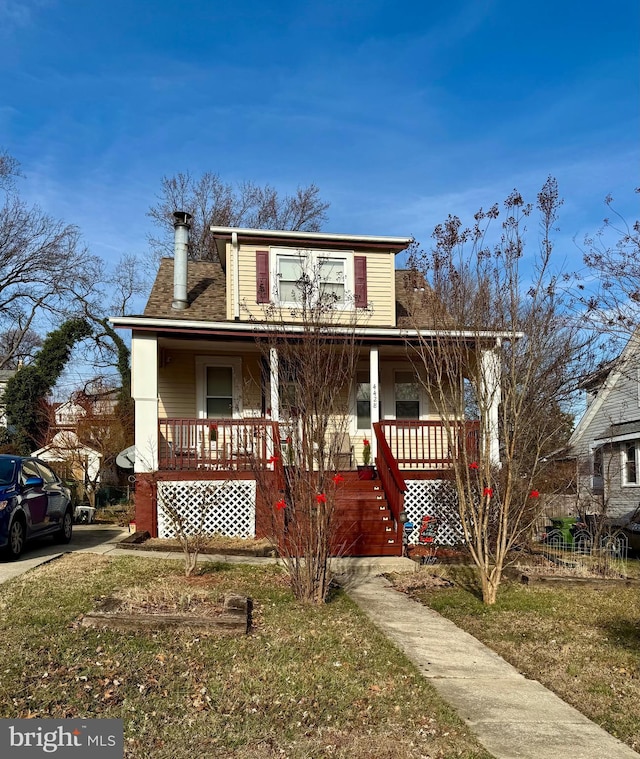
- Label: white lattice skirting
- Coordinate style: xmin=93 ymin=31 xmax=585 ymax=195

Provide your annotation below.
xmin=157 ymin=480 xmax=256 ymax=539
xmin=403 ymin=480 xmax=464 ymax=546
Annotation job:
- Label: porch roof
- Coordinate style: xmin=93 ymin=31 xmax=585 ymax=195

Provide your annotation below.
xmin=110 ymin=313 xmax=519 ymax=344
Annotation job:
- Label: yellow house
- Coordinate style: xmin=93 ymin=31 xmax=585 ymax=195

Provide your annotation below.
xmin=111 ymin=217 xmax=502 ymax=555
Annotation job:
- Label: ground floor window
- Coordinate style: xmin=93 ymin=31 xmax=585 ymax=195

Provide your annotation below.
xmin=395 ymin=371 xmax=420 ymax=419
xmin=592 ymin=446 xmax=604 ymax=492
xmin=196 ymin=356 xmax=242 ymax=419
xmin=623 ymin=441 xmax=639 ymax=485
xmin=206 ymin=366 xmax=233 ymax=418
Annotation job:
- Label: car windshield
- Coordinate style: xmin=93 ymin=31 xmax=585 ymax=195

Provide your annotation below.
xmin=0 ymin=459 xmax=16 ymax=485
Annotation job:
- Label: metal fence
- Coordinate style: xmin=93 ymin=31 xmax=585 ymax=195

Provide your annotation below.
xmin=539 ymin=528 xmax=629 ymax=578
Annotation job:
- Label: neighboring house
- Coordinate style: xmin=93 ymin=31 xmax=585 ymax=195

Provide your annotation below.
xmin=33 ymin=430 xmax=102 ymax=488
xmin=53 ymin=393 xmax=118 ymax=430
xmin=111 ymin=219 xmax=505 ymax=556
xmin=568 ymin=332 xmax=640 ymax=518
xmin=0 ymin=369 xmax=16 ymax=428
xmin=32 ymin=389 xmax=121 ymax=503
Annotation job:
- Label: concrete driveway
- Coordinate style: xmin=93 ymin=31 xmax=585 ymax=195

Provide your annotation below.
xmin=0 ymin=524 xmax=130 ymax=584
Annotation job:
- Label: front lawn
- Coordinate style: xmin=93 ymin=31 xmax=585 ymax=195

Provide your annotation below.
xmin=0 ymin=554 xmax=491 ymax=759
xmin=391 ymin=564 xmax=640 ymax=753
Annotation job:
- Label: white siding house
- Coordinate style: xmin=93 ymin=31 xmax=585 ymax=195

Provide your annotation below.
xmin=569 ymin=332 xmax=640 ymax=518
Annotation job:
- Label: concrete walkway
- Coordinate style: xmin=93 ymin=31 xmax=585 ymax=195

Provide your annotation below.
xmin=346 ymin=574 xmax=639 ymax=759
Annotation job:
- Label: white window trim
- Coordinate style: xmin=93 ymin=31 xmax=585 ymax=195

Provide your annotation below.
xmin=195 ymin=356 xmax=243 ymax=419
xmin=271 ymin=246 xmax=354 ymax=309
xmin=621 ymin=440 xmax=640 ymax=487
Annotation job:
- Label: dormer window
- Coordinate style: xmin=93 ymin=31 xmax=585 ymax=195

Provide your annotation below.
xmin=272 ymin=247 xmax=351 ymax=308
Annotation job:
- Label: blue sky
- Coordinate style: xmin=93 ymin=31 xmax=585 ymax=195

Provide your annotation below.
xmin=1 ymin=0 xmax=638 ymax=276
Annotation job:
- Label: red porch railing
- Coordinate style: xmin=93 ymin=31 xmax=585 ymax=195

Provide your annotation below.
xmin=377 ymin=420 xmax=480 ymax=470
xmin=373 ymin=422 xmax=406 ymax=546
xmin=158 ymin=418 xmax=279 ymax=471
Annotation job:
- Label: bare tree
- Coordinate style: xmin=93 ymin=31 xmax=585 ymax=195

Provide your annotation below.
xmin=69 ymin=253 xmax=148 ymax=376
xmin=578 ymin=188 xmax=640 ymax=349
xmin=148 ymin=172 xmax=330 ymax=262
xmin=0 ymin=150 xmax=21 ymax=189
xmin=0 ymin=328 xmax=42 ymax=368
xmin=407 ymin=178 xmax=590 ymax=604
xmin=0 ymin=150 xmax=99 ymax=368
xmin=248 ymin=262 xmax=366 ymax=604
xmin=157 ymin=481 xmax=232 ymax=576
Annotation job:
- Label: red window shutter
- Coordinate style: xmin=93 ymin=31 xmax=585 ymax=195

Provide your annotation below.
xmin=354 ymin=255 xmax=367 ymax=308
xmin=256 ymin=250 xmax=270 ymax=303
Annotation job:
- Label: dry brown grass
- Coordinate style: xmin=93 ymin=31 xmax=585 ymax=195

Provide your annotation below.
xmin=142 ymin=535 xmax=274 ymax=553
xmin=389 ymin=563 xmax=640 ymax=752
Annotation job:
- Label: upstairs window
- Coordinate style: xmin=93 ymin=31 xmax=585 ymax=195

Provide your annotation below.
xmin=318 ymin=258 xmax=345 ymax=303
xmin=273 ymin=248 xmax=350 ymax=307
xmin=277 ymin=255 xmax=307 ymax=305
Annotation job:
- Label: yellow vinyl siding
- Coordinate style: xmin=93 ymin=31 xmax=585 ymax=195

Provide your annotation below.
xmin=158 ymin=351 xmax=196 ymax=417
xmin=234 ymin=243 xmax=397 ymax=327
xmin=363 ymin=251 xmax=395 ymax=326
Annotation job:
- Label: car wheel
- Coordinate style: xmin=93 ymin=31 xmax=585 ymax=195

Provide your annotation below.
xmin=6 ymin=517 xmax=25 ymax=560
xmin=54 ymin=509 xmax=73 ymax=545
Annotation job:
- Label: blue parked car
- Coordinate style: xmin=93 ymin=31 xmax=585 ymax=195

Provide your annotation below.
xmin=0 ymin=455 xmax=73 ymax=560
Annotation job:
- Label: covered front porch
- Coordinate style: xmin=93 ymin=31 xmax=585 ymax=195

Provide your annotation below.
xmin=130 ymin=333 xmax=498 ymax=551
xmin=132 ymin=334 xmax=499 ymax=474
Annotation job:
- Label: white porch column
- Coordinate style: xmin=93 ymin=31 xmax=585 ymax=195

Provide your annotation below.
xmin=132 ymin=332 xmax=159 ymax=473
xmin=370 ymin=346 xmax=380 ymax=459
xmin=269 ymin=347 xmax=279 ymax=422
xmin=480 ymin=344 xmax=501 ymax=466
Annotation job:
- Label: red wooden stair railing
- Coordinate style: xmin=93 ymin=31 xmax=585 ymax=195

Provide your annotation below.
xmin=373 ymin=421 xmax=406 ymax=548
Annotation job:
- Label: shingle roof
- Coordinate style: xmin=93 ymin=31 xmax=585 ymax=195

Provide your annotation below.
xmin=394 ymin=270 xmax=452 ymax=329
xmin=144 ymin=258 xmax=228 ymax=321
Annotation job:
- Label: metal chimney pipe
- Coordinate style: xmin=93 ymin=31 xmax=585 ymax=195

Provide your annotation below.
xmin=171 ymin=211 xmax=192 ymax=310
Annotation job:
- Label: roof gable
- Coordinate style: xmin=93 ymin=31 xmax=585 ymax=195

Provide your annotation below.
xmin=569 ymin=331 xmax=640 ymax=450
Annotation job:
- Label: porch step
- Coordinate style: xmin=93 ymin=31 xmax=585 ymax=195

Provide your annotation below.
xmin=335 ymin=499 xmax=390 ymax=512
xmin=331 ymin=538 xmax=401 ymax=557
xmin=333 ymin=522 xmax=399 ymax=543
xmin=335 ymin=489 xmax=386 ymax=500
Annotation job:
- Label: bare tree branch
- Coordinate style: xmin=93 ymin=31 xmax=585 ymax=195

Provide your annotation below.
xmin=148 ymin=172 xmax=330 ymax=262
